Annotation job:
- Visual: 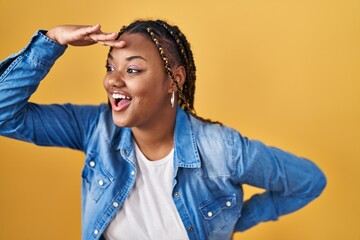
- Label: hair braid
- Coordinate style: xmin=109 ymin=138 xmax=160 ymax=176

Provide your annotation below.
xmin=145 ymin=27 xmax=196 ymax=116
xmin=154 ymin=21 xmax=222 ymax=125
xmin=155 ymin=21 xmax=194 ymax=106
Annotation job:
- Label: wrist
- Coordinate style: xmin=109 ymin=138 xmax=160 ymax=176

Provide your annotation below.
xmin=45 ymin=28 xmax=67 ymax=46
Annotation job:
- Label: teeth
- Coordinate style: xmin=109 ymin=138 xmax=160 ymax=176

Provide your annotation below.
xmin=112 ymin=93 xmax=131 ymax=100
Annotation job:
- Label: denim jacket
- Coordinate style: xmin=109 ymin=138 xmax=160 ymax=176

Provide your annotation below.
xmin=0 ymin=31 xmax=326 ymax=240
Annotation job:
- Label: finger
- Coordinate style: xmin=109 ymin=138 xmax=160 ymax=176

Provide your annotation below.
xmin=77 ymin=24 xmax=102 ymax=37
xmin=90 ymin=32 xmax=118 ymax=42
xmin=97 ymin=40 xmax=126 ymax=48
xmin=112 ymin=40 xmax=126 ymax=48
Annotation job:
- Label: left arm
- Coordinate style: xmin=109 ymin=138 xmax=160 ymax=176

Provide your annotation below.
xmin=233 ymin=133 xmax=327 ymax=231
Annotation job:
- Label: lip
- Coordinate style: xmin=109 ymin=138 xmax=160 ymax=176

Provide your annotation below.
xmin=109 ymin=91 xmax=133 ymax=112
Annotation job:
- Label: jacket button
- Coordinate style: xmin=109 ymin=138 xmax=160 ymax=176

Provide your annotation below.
xmin=131 ymin=170 xmax=135 ymax=176
xmin=189 ymin=226 xmax=194 ymax=232
xmin=98 ymin=180 xmax=104 ymax=186
xmin=94 ymin=229 xmax=99 ymax=235
xmin=207 ymin=211 xmax=213 ymax=217
xmin=89 ymin=161 xmax=95 ymax=167
xmin=113 ymin=202 xmax=119 ymax=207
xmin=174 ymin=192 xmax=180 ymax=197
xmin=226 ymin=201 xmax=232 ymax=207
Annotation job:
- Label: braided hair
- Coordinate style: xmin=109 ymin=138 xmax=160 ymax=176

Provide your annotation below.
xmin=110 ymin=19 xmax=221 ymax=125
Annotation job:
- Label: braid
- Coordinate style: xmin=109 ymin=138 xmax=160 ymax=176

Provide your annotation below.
xmin=154 ymin=21 xmax=222 ymax=125
xmin=155 ymin=21 xmax=194 ymax=107
xmin=145 ymin=27 xmax=196 ymax=116
xmin=109 ymin=19 xmax=221 ymax=125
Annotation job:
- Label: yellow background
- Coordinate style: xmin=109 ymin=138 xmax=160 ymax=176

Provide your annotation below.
xmin=0 ymin=0 xmax=359 ymax=239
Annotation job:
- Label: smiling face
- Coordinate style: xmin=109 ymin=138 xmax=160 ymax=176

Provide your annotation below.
xmin=103 ymin=33 xmax=174 ymax=129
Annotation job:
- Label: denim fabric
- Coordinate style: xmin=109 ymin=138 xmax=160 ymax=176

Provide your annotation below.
xmin=0 ymin=31 xmax=327 ymax=240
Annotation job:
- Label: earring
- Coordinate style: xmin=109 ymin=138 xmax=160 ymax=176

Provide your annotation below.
xmin=171 ymin=91 xmax=175 ymax=108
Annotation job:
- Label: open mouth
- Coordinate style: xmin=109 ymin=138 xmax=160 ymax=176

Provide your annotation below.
xmin=112 ymin=93 xmax=133 ymax=110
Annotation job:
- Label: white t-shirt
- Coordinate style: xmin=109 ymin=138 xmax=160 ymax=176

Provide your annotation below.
xmin=103 ymin=142 xmax=189 ymax=240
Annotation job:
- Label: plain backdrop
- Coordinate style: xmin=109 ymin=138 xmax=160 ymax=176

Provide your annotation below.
xmin=0 ymin=0 xmax=359 ymax=239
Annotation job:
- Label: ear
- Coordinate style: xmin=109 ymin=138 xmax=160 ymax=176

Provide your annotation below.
xmin=168 ymin=65 xmax=186 ymax=92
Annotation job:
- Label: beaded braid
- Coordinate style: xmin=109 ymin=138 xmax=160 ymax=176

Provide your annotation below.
xmin=155 ymin=21 xmax=196 ymax=109
xmin=151 ymin=21 xmax=222 ymax=125
xmin=145 ymin=27 xmax=196 ymax=116
xmin=109 ymin=20 xmax=221 ymax=125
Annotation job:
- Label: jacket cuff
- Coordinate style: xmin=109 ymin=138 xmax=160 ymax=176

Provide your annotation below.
xmin=22 ymin=30 xmax=67 ymax=69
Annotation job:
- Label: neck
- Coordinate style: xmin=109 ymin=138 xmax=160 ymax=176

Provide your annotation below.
xmin=131 ymin=108 xmax=177 ymax=161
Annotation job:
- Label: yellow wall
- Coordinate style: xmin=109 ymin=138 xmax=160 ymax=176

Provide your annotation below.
xmin=0 ymin=0 xmax=359 ymax=239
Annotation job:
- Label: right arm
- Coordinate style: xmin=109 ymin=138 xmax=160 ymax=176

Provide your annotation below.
xmin=0 ymin=25 xmax=125 ymax=150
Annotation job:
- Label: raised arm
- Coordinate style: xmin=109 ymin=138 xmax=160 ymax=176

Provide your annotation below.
xmin=0 ymin=24 xmax=125 ymax=150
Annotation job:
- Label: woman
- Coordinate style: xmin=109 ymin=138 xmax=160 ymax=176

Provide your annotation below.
xmin=0 ymin=20 xmax=326 ymax=240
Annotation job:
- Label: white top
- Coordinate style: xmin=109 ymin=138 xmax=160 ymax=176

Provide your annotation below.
xmin=103 ymin=142 xmax=189 ymax=240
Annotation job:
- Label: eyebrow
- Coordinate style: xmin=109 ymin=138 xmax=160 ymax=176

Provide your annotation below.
xmin=107 ymin=53 xmax=147 ymax=62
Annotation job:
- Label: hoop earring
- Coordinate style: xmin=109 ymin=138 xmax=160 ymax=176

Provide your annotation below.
xmin=171 ymin=91 xmax=175 ymax=108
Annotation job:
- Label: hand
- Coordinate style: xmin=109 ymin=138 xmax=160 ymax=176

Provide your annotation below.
xmin=46 ymin=24 xmax=125 ymax=48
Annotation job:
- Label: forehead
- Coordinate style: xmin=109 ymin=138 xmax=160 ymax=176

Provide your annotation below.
xmin=109 ymin=33 xmax=159 ymax=60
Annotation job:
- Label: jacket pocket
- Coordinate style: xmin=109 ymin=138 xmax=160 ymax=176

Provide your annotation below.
xmin=82 ymin=153 xmax=114 ymax=202
xmin=199 ymin=194 xmax=240 ymax=235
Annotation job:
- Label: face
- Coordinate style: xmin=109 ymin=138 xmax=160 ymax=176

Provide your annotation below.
xmin=103 ymin=33 xmax=173 ymax=128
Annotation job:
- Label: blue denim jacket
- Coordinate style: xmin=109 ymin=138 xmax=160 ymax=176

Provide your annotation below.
xmin=0 ymin=31 xmax=326 ymax=240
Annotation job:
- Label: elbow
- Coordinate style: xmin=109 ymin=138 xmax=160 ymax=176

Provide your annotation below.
xmin=289 ymin=160 xmax=327 ymax=200
xmin=312 ymin=166 xmax=327 ymax=198
xmin=300 ymin=161 xmax=327 ymax=199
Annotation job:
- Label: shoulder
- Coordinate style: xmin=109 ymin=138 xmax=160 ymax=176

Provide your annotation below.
xmin=189 ymin=114 xmax=239 ymax=145
xmin=188 ymin=114 xmax=244 ymax=178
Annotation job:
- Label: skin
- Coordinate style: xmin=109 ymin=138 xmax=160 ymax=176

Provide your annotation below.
xmin=46 ymin=24 xmax=186 ymax=160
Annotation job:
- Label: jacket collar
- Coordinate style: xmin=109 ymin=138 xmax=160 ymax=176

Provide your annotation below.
xmin=109 ymin=107 xmax=201 ymax=169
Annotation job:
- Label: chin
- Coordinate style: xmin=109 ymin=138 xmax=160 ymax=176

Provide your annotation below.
xmin=112 ymin=112 xmax=127 ymax=128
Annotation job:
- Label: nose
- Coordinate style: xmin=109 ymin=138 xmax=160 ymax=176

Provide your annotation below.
xmin=106 ymin=72 xmax=126 ymax=90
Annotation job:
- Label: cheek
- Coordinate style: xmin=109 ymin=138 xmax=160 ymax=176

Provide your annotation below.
xmin=103 ymin=76 xmax=109 ymax=89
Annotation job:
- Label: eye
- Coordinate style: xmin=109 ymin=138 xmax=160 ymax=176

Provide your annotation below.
xmin=127 ymin=68 xmax=141 ymax=74
xmin=105 ymin=65 xmax=115 ymax=72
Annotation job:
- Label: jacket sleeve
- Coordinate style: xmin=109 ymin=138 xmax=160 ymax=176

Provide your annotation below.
xmin=0 ymin=30 xmax=102 ymax=151
xmin=233 ymin=131 xmax=327 ymax=231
